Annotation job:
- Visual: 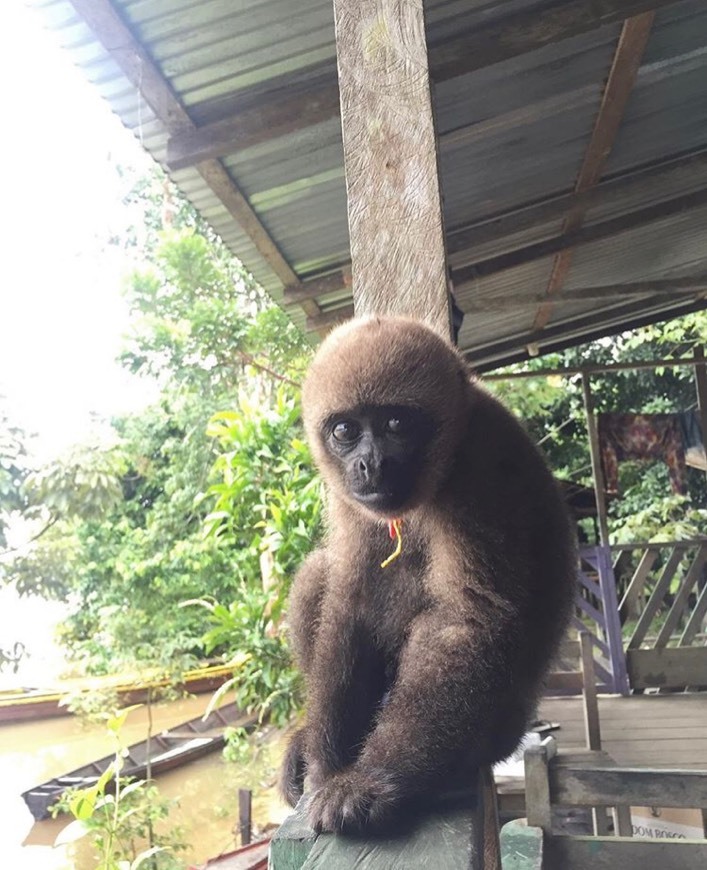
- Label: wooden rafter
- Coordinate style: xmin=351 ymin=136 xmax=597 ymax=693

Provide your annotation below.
xmin=66 ymin=0 xmax=325 ymax=326
xmin=467 ymin=298 xmax=707 ymax=371
xmin=454 ymin=185 xmax=707 ymax=285
xmin=448 ymin=147 xmax=707 ymax=257
xmin=462 ymin=278 xmax=707 ymax=311
xmin=166 ymin=0 xmax=678 ymax=171
xmin=532 ymin=13 xmax=656 ymax=332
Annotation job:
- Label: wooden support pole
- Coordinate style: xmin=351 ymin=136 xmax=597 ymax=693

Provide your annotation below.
xmin=581 ymin=374 xmax=611 ymax=547
xmin=238 ymin=788 xmax=252 ymax=846
xmin=333 ymin=0 xmax=451 ymax=336
xmin=579 ymin=632 xmax=601 ymax=752
xmin=693 ymin=347 xmax=707 ymax=482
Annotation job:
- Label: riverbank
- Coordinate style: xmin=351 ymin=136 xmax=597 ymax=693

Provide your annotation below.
xmin=0 ymin=694 xmax=288 ymax=868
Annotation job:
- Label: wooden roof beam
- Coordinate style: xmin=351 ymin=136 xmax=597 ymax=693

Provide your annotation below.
xmin=166 ymin=0 xmax=679 ymax=170
xmin=467 ymin=298 xmax=707 ymax=372
xmin=455 ymin=185 xmax=707 ymax=285
xmin=533 ymin=13 xmax=656 ymax=331
xmin=290 ymin=186 xmax=707 ymax=305
xmin=66 ymin=0 xmax=326 ymax=328
xmin=448 ymin=147 xmax=707 ymax=257
xmin=462 ymin=279 xmax=707 ymax=311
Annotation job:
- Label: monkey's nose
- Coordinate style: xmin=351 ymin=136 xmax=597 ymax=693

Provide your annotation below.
xmin=357 ymin=458 xmax=369 ymax=480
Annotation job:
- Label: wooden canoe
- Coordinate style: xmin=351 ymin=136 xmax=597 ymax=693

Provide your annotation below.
xmin=22 ymin=699 xmax=256 ymax=821
xmin=189 ymin=839 xmax=271 ymax=869
xmin=0 ymin=662 xmax=235 ymax=724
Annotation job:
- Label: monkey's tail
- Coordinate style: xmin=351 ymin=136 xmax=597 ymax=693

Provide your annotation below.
xmin=280 ymin=727 xmax=307 ymax=807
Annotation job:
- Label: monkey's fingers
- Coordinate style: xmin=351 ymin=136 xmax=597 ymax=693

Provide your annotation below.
xmin=306 ymin=769 xmax=399 ymax=833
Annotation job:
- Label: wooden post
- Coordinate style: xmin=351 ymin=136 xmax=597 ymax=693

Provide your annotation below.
xmin=238 ymin=788 xmax=252 ymax=846
xmin=524 ymin=737 xmax=556 ymax=832
xmin=581 ymin=373 xmax=610 ymax=546
xmin=693 ymin=347 xmax=707 ymax=482
xmin=579 ymin=631 xmax=601 ymax=751
xmin=333 ymin=0 xmax=451 ymax=337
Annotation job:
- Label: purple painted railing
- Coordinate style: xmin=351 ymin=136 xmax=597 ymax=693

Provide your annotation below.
xmin=575 ymin=546 xmax=630 ymax=695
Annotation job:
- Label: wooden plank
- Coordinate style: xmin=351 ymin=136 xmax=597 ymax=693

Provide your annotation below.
xmin=627 ymin=648 xmax=707 ymax=689
xmin=679 ymin=581 xmax=707 ymax=646
xmin=273 ymin=789 xmax=486 ymax=869
xmin=545 ymin=836 xmax=707 ymax=870
xmin=167 ymin=80 xmax=341 ymax=170
xmin=580 ymin=633 xmax=601 ymax=751
xmin=627 ymin=546 xmax=684 ymax=649
xmin=534 ymin=13 xmax=655 ymax=331
xmin=269 ymin=798 xmax=319 ymax=869
xmin=482 ymin=767 xmax=502 ymax=870
xmin=619 ymin=549 xmax=659 ymax=622
xmin=333 ymin=0 xmax=450 ymax=334
xmin=283 ymin=269 xmax=352 ymax=306
xmin=655 ymin=547 xmax=707 ymax=648
xmin=524 ymin=738 xmax=556 ymax=831
xmin=498 ymin=821 xmax=543 ymax=870
xmin=453 ymin=187 xmax=707 ymax=288
xmin=551 ymin=765 xmax=707 ymax=808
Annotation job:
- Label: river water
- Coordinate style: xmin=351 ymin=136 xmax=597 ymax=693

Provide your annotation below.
xmin=0 ymin=695 xmax=290 ymax=868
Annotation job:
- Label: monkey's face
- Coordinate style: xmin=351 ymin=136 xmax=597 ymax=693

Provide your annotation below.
xmin=321 ymin=404 xmax=434 ymax=515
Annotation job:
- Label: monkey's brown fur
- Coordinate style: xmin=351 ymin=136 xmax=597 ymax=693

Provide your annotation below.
xmin=282 ymin=317 xmax=576 ymax=832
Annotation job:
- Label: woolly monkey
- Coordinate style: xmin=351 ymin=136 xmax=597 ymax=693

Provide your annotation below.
xmin=281 ymin=316 xmax=576 ymax=833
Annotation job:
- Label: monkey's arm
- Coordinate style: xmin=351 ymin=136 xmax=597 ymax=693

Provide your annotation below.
xmin=287 ymin=549 xmax=328 ymax=673
xmin=280 ymin=550 xmax=328 ymax=806
xmin=306 ymin=606 xmax=517 ymax=832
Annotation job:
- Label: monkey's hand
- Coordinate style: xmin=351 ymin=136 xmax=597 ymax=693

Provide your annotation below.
xmin=306 ymin=767 xmax=399 ymax=833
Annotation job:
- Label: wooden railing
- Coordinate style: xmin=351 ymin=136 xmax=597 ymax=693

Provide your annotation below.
xmin=569 ymin=547 xmax=630 ymax=695
xmin=613 ymin=539 xmax=707 ymax=691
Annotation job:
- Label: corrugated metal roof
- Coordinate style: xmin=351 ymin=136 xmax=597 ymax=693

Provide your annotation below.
xmin=26 ymin=0 xmax=707 ymax=368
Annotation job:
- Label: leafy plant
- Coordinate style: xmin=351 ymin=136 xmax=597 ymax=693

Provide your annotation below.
xmin=54 ymin=707 xmax=186 ymax=870
xmin=186 ymin=588 xmax=303 ymax=729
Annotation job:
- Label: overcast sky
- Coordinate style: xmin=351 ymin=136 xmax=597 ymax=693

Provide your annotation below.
xmin=1 ymin=1 xmax=154 ymax=458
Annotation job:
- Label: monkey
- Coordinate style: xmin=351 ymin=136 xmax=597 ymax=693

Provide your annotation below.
xmin=281 ymin=316 xmax=576 ymax=834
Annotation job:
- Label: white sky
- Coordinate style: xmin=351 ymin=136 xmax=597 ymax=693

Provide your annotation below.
xmin=0 ymin=1 xmax=154 ymax=458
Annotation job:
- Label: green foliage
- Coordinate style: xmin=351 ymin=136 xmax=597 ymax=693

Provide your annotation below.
xmin=486 ymin=313 xmax=707 ymax=543
xmin=54 ymin=707 xmax=186 ymax=870
xmin=187 ymin=590 xmax=303 ymax=729
xmin=204 ymin=390 xmax=322 ymax=582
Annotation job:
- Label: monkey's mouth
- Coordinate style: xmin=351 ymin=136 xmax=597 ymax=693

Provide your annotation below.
xmin=352 ymin=489 xmax=408 ymax=513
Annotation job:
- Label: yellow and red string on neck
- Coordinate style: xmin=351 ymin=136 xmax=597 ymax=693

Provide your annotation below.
xmin=381 ymin=518 xmax=403 ymax=568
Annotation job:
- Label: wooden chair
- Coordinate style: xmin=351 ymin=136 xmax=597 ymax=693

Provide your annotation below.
xmin=524 ymin=734 xmax=707 ymax=869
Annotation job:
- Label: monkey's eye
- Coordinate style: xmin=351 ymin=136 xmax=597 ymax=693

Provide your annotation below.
xmin=386 ymin=417 xmax=402 ymax=434
xmin=332 ymin=420 xmax=361 ymax=443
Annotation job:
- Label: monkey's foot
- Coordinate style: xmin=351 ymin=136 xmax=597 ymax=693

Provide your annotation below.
xmin=307 ymin=769 xmax=399 ymax=833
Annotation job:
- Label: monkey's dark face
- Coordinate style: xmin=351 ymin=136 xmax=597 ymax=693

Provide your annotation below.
xmin=322 ymin=404 xmax=434 ymax=515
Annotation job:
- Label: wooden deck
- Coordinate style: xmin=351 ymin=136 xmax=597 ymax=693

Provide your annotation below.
xmin=538 ymin=693 xmax=707 ymax=768
xmin=496 ymin=692 xmax=707 ymax=815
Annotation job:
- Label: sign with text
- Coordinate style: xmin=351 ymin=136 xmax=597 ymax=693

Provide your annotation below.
xmin=631 ymin=806 xmax=705 ymax=840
